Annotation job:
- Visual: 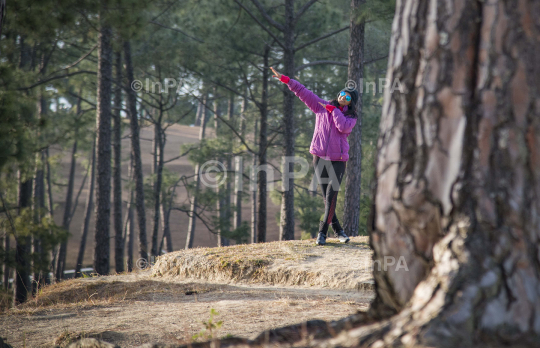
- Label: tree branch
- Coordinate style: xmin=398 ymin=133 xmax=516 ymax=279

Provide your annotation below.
xmin=295 ymin=60 xmax=348 ymax=72
xmin=150 ymin=21 xmax=205 ymax=43
xmin=233 ymin=0 xmax=285 ymax=50
xmin=17 ymin=70 xmax=97 ymax=90
xmin=364 ymin=55 xmax=389 ymax=65
xmin=295 ymin=25 xmax=349 ymax=52
xmin=47 ymin=44 xmax=97 ymax=77
xmin=248 ymin=0 xmax=284 ymax=31
xmin=294 ymin=0 xmax=319 ymax=24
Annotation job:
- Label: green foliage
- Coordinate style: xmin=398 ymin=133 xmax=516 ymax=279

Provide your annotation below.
xmin=192 ymin=308 xmax=223 ymax=342
xmin=221 ymin=221 xmax=250 ymax=245
xmin=0 ymin=207 xmax=68 ymax=277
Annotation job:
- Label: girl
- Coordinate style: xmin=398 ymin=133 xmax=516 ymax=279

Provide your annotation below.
xmin=270 ymin=67 xmax=358 ymax=245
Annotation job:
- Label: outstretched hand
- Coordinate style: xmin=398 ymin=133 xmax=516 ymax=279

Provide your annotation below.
xmin=270 ymin=67 xmax=282 ymax=80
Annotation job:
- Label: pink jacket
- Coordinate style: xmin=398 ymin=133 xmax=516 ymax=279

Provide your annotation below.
xmin=282 ymin=76 xmax=357 ymax=161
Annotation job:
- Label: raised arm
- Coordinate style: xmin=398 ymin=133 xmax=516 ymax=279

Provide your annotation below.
xmin=270 ymin=67 xmax=326 ymax=113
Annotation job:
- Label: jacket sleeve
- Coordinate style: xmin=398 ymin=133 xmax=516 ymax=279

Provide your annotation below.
xmin=331 ymin=108 xmax=357 ymax=134
xmin=284 ymin=78 xmax=327 ymax=113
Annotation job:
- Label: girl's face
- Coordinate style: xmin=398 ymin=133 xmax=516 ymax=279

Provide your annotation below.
xmin=338 ymin=91 xmax=351 ymax=106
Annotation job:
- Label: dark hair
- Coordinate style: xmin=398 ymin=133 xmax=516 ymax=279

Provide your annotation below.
xmin=329 ymin=99 xmax=358 ymax=118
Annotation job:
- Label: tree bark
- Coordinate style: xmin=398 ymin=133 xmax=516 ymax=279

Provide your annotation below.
xmin=124 ymin=40 xmax=149 ymax=263
xmin=94 ymin=9 xmax=112 ymax=276
xmin=342 ymin=0 xmax=365 ymax=237
xmin=359 ymin=0 xmax=540 ymax=345
xmin=113 ymin=49 xmax=124 ymax=273
xmin=75 ymin=138 xmax=96 ymax=278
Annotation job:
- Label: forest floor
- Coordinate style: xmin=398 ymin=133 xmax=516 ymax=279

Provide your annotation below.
xmin=0 ymin=237 xmax=374 ymax=348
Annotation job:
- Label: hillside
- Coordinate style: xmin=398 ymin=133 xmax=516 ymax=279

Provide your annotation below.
xmin=1 ymin=237 xmax=374 ymax=348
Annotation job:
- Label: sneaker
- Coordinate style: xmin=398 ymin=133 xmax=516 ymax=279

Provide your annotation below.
xmin=316 ymin=220 xmax=329 ymax=246
xmin=331 ymin=221 xmax=350 ymax=243
xmin=316 ymin=232 xmax=327 ymax=245
xmin=335 ymin=229 xmax=350 ymax=243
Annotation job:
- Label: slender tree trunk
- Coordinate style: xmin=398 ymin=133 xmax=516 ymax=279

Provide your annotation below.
xmin=3 ymin=222 xmax=9 ymax=290
xmin=251 ymin=119 xmax=258 ymax=244
xmin=214 ymin=91 xmax=229 ymax=247
xmin=342 ymin=0 xmax=365 ymax=237
xmin=45 ymin=147 xmax=56 ymax=283
xmin=75 ymin=138 xmax=96 ymax=278
xmin=32 ymin=149 xmax=46 ymax=293
xmin=234 ymin=95 xmax=248 ymax=231
xmin=159 ymin=200 xmax=173 ymax=253
xmin=94 ymin=9 xmax=112 ymax=276
xmin=225 ymin=94 xmax=234 ymax=235
xmin=113 ymin=50 xmax=124 ymax=273
xmin=124 ymin=40 xmax=148 ymax=263
xmin=257 ymin=46 xmax=270 ymax=243
xmin=56 ymin=137 xmax=77 ymax=281
xmin=186 ymin=93 xmax=208 ymax=249
xmin=125 ymin=152 xmax=135 ymax=272
xmin=14 ymin=172 xmax=32 ymax=305
xmin=279 ymin=1 xmax=296 ymax=241
xmin=151 ymin=109 xmax=164 ymax=256
xmin=194 ymin=99 xmax=203 ymax=127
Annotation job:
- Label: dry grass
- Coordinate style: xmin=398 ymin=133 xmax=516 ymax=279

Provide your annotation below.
xmin=152 ymin=237 xmax=373 ymax=291
xmin=0 ymin=237 xmax=375 ymax=348
xmin=3 ymin=276 xmax=220 ymax=316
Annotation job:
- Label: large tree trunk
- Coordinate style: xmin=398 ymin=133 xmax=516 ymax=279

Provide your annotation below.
xmin=186 ymin=92 xmax=209 ymax=249
xmin=93 ymin=10 xmax=112 ymax=276
xmin=342 ymin=0 xmax=365 ymax=237
xmin=279 ymin=0 xmax=296 ymax=241
xmin=75 ymin=138 xmax=96 ymax=278
xmin=357 ymin=0 xmax=540 ymax=345
xmin=124 ymin=40 xmax=149 ymax=263
xmin=113 ymin=50 xmax=124 ymax=274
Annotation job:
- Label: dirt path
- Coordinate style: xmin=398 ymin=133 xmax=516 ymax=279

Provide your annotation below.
xmin=1 ymin=238 xmax=374 ymax=348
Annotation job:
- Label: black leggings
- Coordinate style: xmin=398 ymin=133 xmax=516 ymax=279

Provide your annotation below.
xmin=312 ymin=155 xmax=347 ymax=225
